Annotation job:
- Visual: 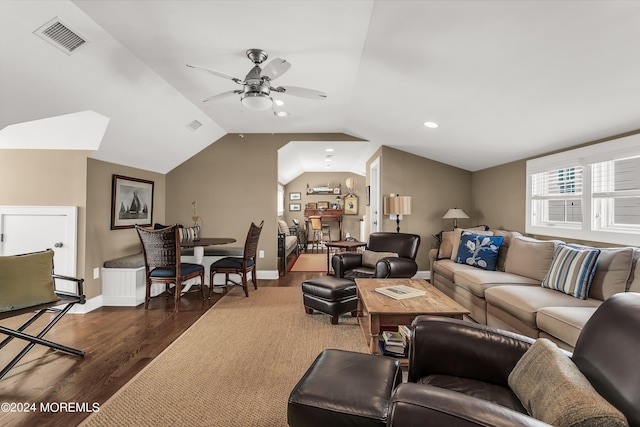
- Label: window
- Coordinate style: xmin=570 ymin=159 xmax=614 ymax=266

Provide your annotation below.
xmin=526 ymin=133 xmax=640 ymax=246
xmin=277 ymin=184 xmax=284 ymax=217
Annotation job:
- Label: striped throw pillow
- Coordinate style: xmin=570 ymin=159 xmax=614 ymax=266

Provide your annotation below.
xmin=542 ymin=246 xmax=601 ymax=299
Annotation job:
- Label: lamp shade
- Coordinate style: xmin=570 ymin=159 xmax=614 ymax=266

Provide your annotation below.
xmin=442 ymin=208 xmax=469 ymax=220
xmin=384 ymin=196 xmax=412 ymax=216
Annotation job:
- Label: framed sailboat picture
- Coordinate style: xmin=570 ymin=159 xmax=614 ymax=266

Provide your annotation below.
xmin=111 ymin=175 xmax=154 ymax=230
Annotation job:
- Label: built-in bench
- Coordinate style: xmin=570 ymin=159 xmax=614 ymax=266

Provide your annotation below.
xmin=101 ymin=247 xmax=243 ymax=306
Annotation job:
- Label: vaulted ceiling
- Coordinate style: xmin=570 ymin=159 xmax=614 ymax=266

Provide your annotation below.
xmin=1 ymin=1 xmax=639 ymax=183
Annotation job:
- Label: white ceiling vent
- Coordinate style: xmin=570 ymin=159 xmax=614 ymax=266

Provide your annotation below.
xmin=34 ymin=17 xmax=87 ymax=55
xmin=186 ymin=120 xmax=203 ymax=131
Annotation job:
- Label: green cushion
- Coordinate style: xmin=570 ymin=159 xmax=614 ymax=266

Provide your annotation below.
xmin=509 ymin=338 xmax=628 ymax=427
xmin=0 ymin=250 xmax=60 ymax=312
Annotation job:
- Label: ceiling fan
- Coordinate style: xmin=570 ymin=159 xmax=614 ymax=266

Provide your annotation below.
xmin=186 ymin=49 xmax=327 ymax=111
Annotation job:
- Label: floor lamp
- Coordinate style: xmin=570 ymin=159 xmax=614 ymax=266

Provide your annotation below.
xmin=383 ymin=195 xmax=412 ymax=233
xmin=443 ymin=208 xmax=469 ymax=229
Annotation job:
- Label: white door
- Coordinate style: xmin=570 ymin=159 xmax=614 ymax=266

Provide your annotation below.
xmin=0 ymin=206 xmax=77 ymax=292
xmin=369 ymin=157 xmax=381 ymax=234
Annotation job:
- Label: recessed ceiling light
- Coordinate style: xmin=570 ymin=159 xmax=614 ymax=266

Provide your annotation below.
xmin=325 ymin=164 xmax=331 ymax=169
xmin=424 ymin=121 xmax=439 ymax=128
xmin=276 ymin=111 xmax=289 ymax=117
xmin=325 ymin=148 xmax=334 ymax=152
xmin=274 ymin=99 xmax=284 ymax=106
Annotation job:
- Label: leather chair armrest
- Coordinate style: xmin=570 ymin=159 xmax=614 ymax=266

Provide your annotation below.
xmin=331 ymin=252 xmax=362 ymax=278
xmin=388 ymin=383 xmax=550 ymax=427
xmin=408 ymin=316 xmax=534 ymax=386
xmin=374 ymin=257 xmax=418 ymax=278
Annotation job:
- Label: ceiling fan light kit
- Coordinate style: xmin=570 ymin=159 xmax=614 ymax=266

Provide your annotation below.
xmin=187 ymin=48 xmax=326 ymax=112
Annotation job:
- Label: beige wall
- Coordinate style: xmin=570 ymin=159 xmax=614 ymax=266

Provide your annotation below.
xmin=0 ymin=149 xmax=89 ymax=288
xmin=166 ymin=133 xmax=360 ymax=272
xmin=374 ymin=146 xmax=473 ymax=271
xmin=283 ymin=171 xmax=366 ymax=241
xmin=471 ymin=159 xmax=526 ymax=232
xmin=85 ymin=159 xmax=166 ymax=299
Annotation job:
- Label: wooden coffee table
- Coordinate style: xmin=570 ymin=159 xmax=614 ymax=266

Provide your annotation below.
xmin=355 ymin=278 xmax=469 ymax=359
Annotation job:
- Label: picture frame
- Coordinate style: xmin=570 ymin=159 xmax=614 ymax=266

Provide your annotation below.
xmin=307 ymin=202 xmax=317 ymax=209
xmin=289 ymin=203 xmax=301 ymax=212
xmin=111 ymin=175 xmax=154 ymax=230
xmin=344 ymin=194 xmax=358 ymax=215
xmin=289 ymin=192 xmax=301 ymax=201
xmin=317 ymin=201 xmax=330 ymax=209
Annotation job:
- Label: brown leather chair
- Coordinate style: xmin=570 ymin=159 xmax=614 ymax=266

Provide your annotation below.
xmin=289 ymin=292 xmax=640 ymax=427
xmin=332 ymin=232 xmax=420 ymax=279
xmin=388 ymin=292 xmax=640 ymax=426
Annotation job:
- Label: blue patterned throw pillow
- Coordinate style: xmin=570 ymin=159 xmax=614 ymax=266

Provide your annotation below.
xmin=454 ymin=232 xmax=504 ymax=271
xmin=542 ymin=246 xmax=600 ymax=299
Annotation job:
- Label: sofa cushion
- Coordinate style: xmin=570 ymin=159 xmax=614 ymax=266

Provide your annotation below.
xmin=436 ymin=230 xmax=456 ymax=259
xmin=490 ymin=229 xmax=522 ymax=272
xmin=509 ymin=338 xmax=628 ymax=427
xmin=581 ymin=246 xmax=634 ymax=300
xmin=277 ymin=219 xmax=289 ymax=235
xmin=537 ymin=306 xmax=599 ymax=349
xmin=361 ymin=250 xmax=398 ymax=268
xmin=629 ymin=253 xmax=640 ymax=293
xmin=451 ymin=227 xmax=494 ymax=261
xmin=0 ymin=250 xmax=60 ymax=312
xmin=485 ymin=285 xmax=601 ymax=329
xmin=454 ymin=232 xmax=504 ymax=271
xmin=433 ymin=258 xmax=479 ymax=283
xmin=541 ymin=246 xmax=600 ymax=300
xmin=504 ymin=236 xmax=560 ymax=282
xmin=454 ymin=269 xmax=540 ymax=299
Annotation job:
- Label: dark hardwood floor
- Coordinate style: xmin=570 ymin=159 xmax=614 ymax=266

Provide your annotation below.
xmin=0 ymin=253 xmax=321 ymax=427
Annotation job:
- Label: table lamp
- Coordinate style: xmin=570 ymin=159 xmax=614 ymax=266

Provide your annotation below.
xmin=442 ymin=208 xmax=469 ymax=229
xmin=383 ymin=195 xmax=412 ymax=233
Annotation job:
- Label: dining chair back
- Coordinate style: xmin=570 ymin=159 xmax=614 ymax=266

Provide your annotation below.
xmin=135 ymin=224 xmax=205 ymax=312
xmin=309 ymin=216 xmax=323 ymax=253
xmin=210 ymin=221 xmax=264 ymax=297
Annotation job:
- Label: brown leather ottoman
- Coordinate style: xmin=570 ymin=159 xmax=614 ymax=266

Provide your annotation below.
xmin=288 ymin=349 xmax=402 ymax=427
xmin=302 ymin=276 xmax=358 ymax=324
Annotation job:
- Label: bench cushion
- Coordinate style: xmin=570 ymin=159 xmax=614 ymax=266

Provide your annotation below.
xmin=181 ymin=246 xmax=243 ymax=257
xmin=103 ymin=253 xmax=145 ymax=269
xmin=0 ymin=250 xmax=60 ymax=312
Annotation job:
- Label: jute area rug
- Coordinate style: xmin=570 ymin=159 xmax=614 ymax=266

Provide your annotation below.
xmin=81 ymin=286 xmax=368 ymax=427
xmin=289 ymin=253 xmax=327 ymax=272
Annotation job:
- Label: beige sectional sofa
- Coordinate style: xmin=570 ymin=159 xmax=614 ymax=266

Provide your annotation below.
xmin=429 ymin=228 xmax=640 ymax=350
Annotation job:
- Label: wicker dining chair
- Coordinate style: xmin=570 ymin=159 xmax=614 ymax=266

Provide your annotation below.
xmin=210 ymin=221 xmax=264 ymax=298
xmin=135 ymin=224 xmax=205 ymax=312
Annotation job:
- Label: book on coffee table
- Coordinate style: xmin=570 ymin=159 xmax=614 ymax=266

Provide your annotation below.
xmin=374 ymin=284 xmax=426 ymax=300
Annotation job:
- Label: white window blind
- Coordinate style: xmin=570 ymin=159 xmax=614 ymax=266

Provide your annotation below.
xmin=526 ymin=133 xmax=640 ymax=246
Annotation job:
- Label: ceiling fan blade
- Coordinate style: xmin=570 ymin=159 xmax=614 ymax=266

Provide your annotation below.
xmin=277 ymin=86 xmax=327 ymax=100
xmin=202 ymin=91 xmax=238 ymax=102
xmin=186 ymin=64 xmax=243 ymax=84
xmin=262 ymin=58 xmax=291 ymax=81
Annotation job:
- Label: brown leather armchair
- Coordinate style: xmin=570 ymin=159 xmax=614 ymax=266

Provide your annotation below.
xmin=388 ymin=292 xmax=640 ymax=426
xmin=332 ymin=232 xmax=420 ymax=279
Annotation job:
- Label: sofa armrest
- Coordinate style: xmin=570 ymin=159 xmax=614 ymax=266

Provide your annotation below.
xmin=375 ymin=257 xmax=418 ymax=278
xmin=388 ymin=383 xmax=550 ymax=427
xmin=408 ymin=316 xmax=534 ymax=386
xmin=332 ymin=252 xmax=362 ymax=278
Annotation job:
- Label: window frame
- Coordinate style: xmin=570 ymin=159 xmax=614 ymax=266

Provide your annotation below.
xmin=526 ymin=133 xmax=640 ymax=246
